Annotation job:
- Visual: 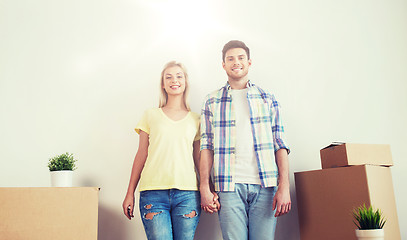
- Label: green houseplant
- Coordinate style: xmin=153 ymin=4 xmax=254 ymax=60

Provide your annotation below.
xmin=352 ymin=204 xmax=386 ymax=240
xmin=48 ymin=152 xmax=77 ymax=171
xmin=48 ymin=152 xmax=77 ymax=187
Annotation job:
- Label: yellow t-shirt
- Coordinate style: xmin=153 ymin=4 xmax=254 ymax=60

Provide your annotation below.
xmin=135 ymin=108 xmax=200 ymax=191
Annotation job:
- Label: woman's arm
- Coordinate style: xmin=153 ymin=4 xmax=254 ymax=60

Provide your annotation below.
xmin=193 ymin=140 xmax=200 ymax=173
xmin=122 ymin=130 xmax=149 ymax=220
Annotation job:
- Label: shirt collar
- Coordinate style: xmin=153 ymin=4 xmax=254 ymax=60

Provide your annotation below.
xmin=224 ymin=80 xmax=253 ymax=91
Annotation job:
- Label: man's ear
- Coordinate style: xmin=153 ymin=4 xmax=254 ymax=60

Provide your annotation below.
xmin=222 ymin=61 xmax=226 ymax=70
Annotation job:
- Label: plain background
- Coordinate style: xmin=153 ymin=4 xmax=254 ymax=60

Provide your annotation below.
xmin=1 ymin=0 xmax=406 ymax=239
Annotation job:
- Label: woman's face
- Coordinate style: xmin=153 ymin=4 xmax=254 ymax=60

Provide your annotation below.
xmin=162 ymin=66 xmax=186 ymax=96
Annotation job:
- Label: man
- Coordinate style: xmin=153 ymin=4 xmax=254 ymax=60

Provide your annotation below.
xmin=200 ymin=40 xmax=291 ymax=240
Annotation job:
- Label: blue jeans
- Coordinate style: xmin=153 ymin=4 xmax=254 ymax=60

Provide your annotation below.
xmin=218 ymin=184 xmax=277 ymax=240
xmin=139 ymin=189 xmax=201 ymax=240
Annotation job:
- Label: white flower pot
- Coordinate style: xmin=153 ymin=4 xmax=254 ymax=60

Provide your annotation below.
xmin=355 ymin=229 xmax=384 ymax=240
xmin=50 ymin=170 xmax=73 ymax=187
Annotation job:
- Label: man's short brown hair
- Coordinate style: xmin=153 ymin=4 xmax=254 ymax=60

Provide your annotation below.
xmin=222 ymin=40 xmax=250 ymax=62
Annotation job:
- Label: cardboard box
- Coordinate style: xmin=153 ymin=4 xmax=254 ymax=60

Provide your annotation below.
xmin=320 ymin=143 xmax=393 ymax=169
xmin=295 ymin=165 xmax=400 ymax=240
xmin=0 ymin=187 xmax=99 ymax=240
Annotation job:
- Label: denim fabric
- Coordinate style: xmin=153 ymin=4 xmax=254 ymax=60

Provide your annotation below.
xmin=218 ymin=183 xmax=277 ymax=240
xmin=139 ymin=189 xmax=201 ymax=240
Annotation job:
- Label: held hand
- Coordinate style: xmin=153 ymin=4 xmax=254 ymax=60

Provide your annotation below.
xmin=122 ymin=194 xmax=135 ymax=220
xmin=200 ymin=188 xmax=220 ymax=214
xmin=272 ymin=186 xmax=291 ymax=217
xmin=212 ymin=192 xmax=221 ymax=211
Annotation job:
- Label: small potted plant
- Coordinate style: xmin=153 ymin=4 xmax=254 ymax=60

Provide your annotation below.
xmin=353 ymin=204 xmax=386 ymax=240
xmin=48 ymin=152 xmax=78 ymax=187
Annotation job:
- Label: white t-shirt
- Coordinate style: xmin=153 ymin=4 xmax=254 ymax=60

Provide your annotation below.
xmin=231 ymin=88 xmax=261 ymax=185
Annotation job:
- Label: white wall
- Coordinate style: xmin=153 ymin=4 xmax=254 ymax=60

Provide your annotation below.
xmin=1 ymin=0 xmax=406 ymax=239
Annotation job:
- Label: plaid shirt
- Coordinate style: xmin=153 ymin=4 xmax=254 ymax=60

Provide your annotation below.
xmin=200 ymin=81 xmax=290 ymax=191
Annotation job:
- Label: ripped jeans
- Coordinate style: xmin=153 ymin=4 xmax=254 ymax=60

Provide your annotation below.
xmin=139 ymin=189 xmax=201 ymax=240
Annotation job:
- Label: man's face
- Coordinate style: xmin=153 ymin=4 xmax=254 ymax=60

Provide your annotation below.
xmin=222 ymin=48 xmax=251 ymax=81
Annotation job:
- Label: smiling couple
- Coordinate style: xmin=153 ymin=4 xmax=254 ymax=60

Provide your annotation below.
xmin=123 ymin=40 xmax=291 ymax=240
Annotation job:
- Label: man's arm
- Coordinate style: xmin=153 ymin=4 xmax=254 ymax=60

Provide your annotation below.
xmin=272 ymin=148 xmax=291 ymax=217
xmin=199 ymin=95 xmax=220 ymax=213
xmin=268 ymin=93 xmax=291 ymax=216
xmin=199 ymin=149 xmax=220 ymax=213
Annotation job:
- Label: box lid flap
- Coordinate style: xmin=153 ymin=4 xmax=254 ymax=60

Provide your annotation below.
xmin=321 ymin=142 xmax=345 ymax=150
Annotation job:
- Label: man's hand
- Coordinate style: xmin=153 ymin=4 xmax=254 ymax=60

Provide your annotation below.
xmin=272 ymin=184 xmax=291 ymax=217
xmin=273 ymin=148 xmax=291 ymax=217
xmin=200 ymin=188 xmax=220 ymax=213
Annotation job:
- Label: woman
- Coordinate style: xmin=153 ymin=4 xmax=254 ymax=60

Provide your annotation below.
xmin=122 ymin=61 xmax=201 ymax=240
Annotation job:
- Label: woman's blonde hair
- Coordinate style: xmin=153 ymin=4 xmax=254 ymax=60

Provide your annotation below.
xmin=159 ymin=61 xmax=190 ymax=110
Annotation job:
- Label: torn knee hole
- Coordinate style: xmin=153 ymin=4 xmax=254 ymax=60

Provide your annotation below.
xmin=144 ymin=211 xmax=162 ymax=220
xmin=183 ymin=210 xmax=197 ymax=218
xmin=144 ymin=204 xmax=153 ymax=209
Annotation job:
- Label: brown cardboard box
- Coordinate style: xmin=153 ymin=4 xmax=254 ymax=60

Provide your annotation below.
xmin=320 ymin=143 xmax=393 ymax=169
xmin=295 ymin=165 xmax=400 ymax=240
xmin=0 ymin=187 xmax=99 ymax=240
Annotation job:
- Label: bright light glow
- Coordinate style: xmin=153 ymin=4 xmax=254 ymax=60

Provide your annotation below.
xmin=140 ymin=0 xmax=219 ymax=50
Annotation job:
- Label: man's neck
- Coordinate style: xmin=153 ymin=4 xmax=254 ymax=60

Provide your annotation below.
xmin=228 ymin=77 xmax=249 ymax=90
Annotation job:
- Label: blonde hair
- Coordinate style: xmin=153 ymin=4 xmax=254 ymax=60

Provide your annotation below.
xmin=159 ymin=61 xmax=190 ymax=110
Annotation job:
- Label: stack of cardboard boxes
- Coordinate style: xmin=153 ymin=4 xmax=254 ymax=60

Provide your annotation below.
xmin=295 ymin=143 xmax=401 ymax=240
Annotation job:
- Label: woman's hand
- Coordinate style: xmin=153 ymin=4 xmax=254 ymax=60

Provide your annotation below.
xmin=123 ymin=193 xmax=135 ymax=220
xmin=200 ymin=188 xmax=220 ymax=213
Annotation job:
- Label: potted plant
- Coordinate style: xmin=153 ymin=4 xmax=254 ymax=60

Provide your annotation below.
xmin=48 ymin=152 xmax=77 ymax=187
xmin=353 ymin=204 xmax=386 ymax=240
